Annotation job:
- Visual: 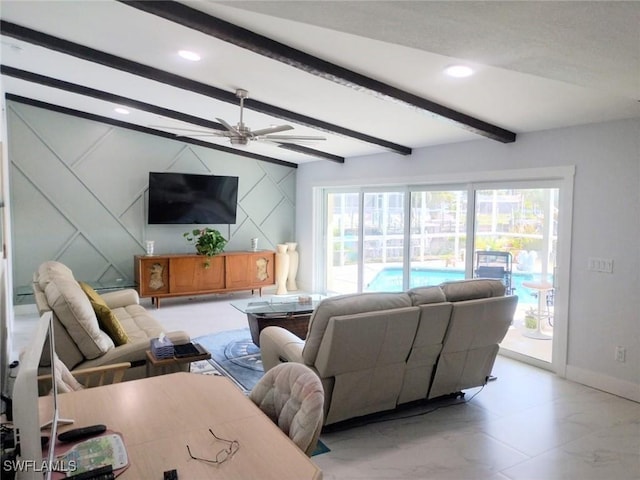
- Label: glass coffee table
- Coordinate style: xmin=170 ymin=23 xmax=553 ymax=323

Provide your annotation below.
xmin=231 ymin=295 xmax=325 ymax=346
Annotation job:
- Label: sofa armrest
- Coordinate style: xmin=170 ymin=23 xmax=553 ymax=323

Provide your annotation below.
xmin=82 ymin=331 xmax=189 ymax=366
xmin=102 ymin=289 xmax=140 ymax=309
xmin=259 ymin=326 xmax=305 ymax=372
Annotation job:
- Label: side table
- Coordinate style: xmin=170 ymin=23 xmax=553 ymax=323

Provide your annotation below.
xmin=145 ymin=344 xmax=211 ymax=376
xmin=522 ymin=281 xmax=554 ymax=340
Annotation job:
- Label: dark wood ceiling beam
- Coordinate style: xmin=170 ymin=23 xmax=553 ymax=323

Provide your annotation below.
xmin=4 ymin=93 xmax=298 ymax=168
xmin=1 ymin=65 xmax=227 ymax=131
xmin=0 ymin=20 xmax=411 ymax=156
xmin=276 ymin=143 xmax=344 ymax=163
xmin=122 ymin=0 xmax=516 ymax=144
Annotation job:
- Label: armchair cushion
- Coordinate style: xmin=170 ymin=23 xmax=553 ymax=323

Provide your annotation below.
xmin=44 ymin=276 xmax=113 ymax=359
xmin=79 ymin=282 xmax=130 ymax=346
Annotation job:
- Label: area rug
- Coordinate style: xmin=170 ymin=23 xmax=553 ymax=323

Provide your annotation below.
xmin=194 ymin=328 xmax=264 ymax=392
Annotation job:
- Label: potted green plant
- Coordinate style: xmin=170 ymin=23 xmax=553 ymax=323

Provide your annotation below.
xmin=183 ymin=228 xmax=227 ymax=267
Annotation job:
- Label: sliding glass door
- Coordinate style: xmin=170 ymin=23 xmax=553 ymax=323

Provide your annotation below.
xmin=363 ymin=191 xmax=405 ymax=292
xmin=326 ymin=191 xmax=360 ymax=294
xmin=473 ymin=186 xmax=559 ymax=362
xmin=408 ymin=189 xmax=468 ymax=288
xmin=322 ymin=181 xmax=563 ymax=365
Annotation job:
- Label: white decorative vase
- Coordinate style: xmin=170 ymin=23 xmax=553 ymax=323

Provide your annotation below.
xmin=275 ymin=244 xmax=289 ymax=295
xmin=286 ymin=242 xmax=299 ymax=291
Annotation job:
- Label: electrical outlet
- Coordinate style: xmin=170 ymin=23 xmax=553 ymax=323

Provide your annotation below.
xmin=615 ymin=346 xmax=626 ymax=363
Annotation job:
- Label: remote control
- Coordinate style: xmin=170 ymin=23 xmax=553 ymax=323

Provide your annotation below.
xmin=67 ymin=464 xmax=114 ymax=480
xmin=58 ymin=424 xmax=107 ymax=443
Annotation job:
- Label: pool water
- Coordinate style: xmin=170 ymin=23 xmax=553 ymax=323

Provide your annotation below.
xmin=365 ymin=267 xmax=548 ymax=306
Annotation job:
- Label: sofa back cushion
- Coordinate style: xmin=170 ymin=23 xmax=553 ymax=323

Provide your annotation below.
xmin=407 ymin=285 xmax=446 ymax=305
xmin=440 ymin=278 xmax=505 ymax=301
xmin=302 ymin=292 xmax=412 ymax=365
xmin=37 ymin=260 xmax=74 ymax=290
xmin=44 ymin=275 xmax=114 ymax=359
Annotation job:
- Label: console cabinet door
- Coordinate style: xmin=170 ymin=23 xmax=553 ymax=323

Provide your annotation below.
xmin=225 ymin=252 xmax=275 ymax=289
xmin=137 ymin=257 xmax=170 ymax=296
xmin=169 ymin=256 xmax=225 ymax=293
xmin=249 ymin=252 xmax=275 ymax=287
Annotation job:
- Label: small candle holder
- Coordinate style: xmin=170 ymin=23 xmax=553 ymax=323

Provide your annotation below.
xmin=145 ymin=240 xmax=155 ymax=256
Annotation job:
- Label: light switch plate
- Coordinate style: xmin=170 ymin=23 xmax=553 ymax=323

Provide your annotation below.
xmin=588 ymin=257 xmax=613 ymax=273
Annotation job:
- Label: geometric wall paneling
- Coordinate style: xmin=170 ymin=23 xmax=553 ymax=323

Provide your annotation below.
xmin=278 ymin=170 xmax=297 ymax=205
xmin=9 ymin=166 xmax=77 ymax=286
xmin=8 ymin=103 xmax=114 ymax=168
xmin=7 ymin=100 xmax=296 ymax=299
xmin=259 ymin=199 xmax=295 ymax=248
xmin=240 ymin=173 xmax=289 ymax=228
xmin=262 ymin=161 xmax=296 ymax=185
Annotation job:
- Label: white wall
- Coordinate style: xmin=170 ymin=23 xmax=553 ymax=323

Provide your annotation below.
xmin=296 ymin=118 xmax=640 ymax=400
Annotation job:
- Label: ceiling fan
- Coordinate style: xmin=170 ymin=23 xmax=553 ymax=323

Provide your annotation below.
xmin=153 ymin=89 xmax=326 ymax=146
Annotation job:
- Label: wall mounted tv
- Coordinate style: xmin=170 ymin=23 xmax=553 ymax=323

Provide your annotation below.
xmin=148 ymin=172 xmax=238 ymax=224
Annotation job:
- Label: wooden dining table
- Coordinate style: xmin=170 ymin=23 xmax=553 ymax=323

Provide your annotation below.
xmin=44 ymin=372 xmax=322 ymax=479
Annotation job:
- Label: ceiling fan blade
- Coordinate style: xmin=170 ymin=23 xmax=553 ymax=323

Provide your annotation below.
xmin=251 ymin=125 xmax=293 ymax=137
xmin=263 ymin=135 xmax=327 ymax=142
xmin=216 ymin=117 xmax=242 ymax=136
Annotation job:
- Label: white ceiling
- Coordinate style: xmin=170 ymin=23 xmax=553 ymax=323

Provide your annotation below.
xmin=1 ymin=1 xmax=638 ymax=166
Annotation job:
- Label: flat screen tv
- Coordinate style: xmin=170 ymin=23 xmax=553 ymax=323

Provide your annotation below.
xmin=148 ymin=172 xmax=239 ymax=224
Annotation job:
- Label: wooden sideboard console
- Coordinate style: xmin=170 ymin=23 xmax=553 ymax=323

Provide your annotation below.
xmin=134 ymin=251 xmax=275 ymax=307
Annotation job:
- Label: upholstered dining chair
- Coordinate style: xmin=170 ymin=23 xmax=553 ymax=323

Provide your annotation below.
xmin=249 ymin=362 xmax=324 ymax=456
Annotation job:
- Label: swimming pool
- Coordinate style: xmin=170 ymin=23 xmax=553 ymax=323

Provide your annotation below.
xmin=365 ymin=267 xmax=548 ymax=306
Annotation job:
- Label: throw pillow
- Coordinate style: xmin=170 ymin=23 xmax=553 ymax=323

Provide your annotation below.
xmin=78 ymin=282 xmax=130 ymax=346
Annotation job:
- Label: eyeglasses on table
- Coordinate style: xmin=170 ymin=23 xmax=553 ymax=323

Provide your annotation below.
xmin=186 ymin=429 xmax=240 ymax=465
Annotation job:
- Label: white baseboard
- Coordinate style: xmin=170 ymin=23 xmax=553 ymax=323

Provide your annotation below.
xmin=565 ymin=365 xmax=640 ymax=403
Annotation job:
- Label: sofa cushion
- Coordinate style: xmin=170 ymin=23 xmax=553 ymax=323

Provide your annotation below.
xmin=79 ymin=282 xmax=130 ymax=346
xmin=111 ymin=304 xmax=165 ymax=343
xmin=440 ymin=279 xmax=505 ymax=301
xmin=44 ymin=276 xmax=114 ymax=359
xmin=407 ymin=285 xmax=446 ymax=305
xmin=37 ymin=260 xmax=74 ymax=290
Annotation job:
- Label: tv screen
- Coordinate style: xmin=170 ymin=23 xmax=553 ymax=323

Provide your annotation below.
xmin=148 ymin=172 xmax=238 ymax=224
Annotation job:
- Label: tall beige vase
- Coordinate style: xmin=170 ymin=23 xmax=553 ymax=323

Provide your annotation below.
xmin=286 ymin=242 xmax=299 ymax=291
xmin=275 ymin=244 xmax=289 ymax=295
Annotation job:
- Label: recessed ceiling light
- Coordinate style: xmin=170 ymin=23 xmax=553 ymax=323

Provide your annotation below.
xmin=444 ymin=65 xmax=474 ymax=78
xmin=178 ymin=50 xmax=201 ymax=61
xmin=114 ymin=107 xmax=130 ymax=115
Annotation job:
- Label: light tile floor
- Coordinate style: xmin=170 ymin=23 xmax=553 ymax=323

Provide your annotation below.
xmin=11 ymin=292 xmax=639 ymax=480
